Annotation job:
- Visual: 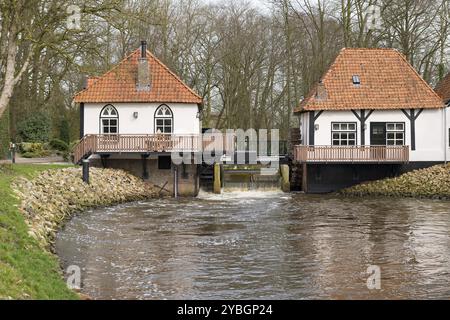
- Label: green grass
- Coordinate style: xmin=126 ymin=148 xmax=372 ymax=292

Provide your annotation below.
xmin=0 ymin=164 xmax=79 ymax=299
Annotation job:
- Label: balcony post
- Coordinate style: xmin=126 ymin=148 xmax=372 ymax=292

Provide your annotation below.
xmin=302 ymin=163 xmax=308 ymax=192
xmin=174 ymin=165 xmax=178 ymax=198
xmin=141 ymin=154 xmax=150 ymax=180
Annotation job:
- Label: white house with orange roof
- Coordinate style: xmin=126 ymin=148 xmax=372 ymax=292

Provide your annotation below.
xmin=73 ymin=41 xmax=203 ymax=196
xmin=294 ymin=48 xmax=449 ymax=193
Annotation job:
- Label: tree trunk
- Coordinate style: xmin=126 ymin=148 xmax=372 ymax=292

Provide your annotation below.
xmin=0 ymin=26 xmax=31 ymax=119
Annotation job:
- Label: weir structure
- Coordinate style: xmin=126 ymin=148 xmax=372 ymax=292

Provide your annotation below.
xmin=74 ymin=130 xmax=292 ymax=196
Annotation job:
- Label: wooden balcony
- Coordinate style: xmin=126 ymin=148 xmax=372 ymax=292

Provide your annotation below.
xmin=73 ymin=134 xmax=203 ymax=164
xmin=293 ymin=145 xmax=409 ymax=164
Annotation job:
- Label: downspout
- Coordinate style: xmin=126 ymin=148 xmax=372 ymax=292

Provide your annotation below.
xmin=445 ymin=102 xmax=448 ymax=164
xmin=79 ymin=103 xmax=85 ymax=139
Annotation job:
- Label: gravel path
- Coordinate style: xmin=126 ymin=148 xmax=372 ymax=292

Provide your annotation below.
xmin=0 ymin=155 xmax=70 ymax=165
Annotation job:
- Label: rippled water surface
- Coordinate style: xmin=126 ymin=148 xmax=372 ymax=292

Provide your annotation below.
xmin=55 ymin=192 xmax=450 ymax=299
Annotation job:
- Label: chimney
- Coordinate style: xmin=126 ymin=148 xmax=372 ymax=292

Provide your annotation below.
xmin=315 ymin=80 xmax=327 ymax=100
xmin=140 ymin=40 xmax=147 ymax=58
xmin=137 ymin=40 xmax=151 ymax=91
xmin=87 ymin=77 xmax=99 ymax=88
xmin=82 ymin=75 xmax=88 ymax=89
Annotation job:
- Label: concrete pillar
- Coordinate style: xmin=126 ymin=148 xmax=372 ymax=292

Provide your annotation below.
xmin=280 ymin=164 xmax=290 ymax=192
xmin=213 ymin=163 xmax=221 ymax=194
xmin=174 ymin=166 xmax=178 ymax=198
xmin=141 ymin=154 xmax=149 ymax=180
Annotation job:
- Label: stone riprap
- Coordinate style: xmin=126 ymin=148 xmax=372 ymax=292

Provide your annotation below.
xmin=13 ymin=167 xmax=157 ymax=249
xmin=340 ymin=164 xmax=450 ymax=199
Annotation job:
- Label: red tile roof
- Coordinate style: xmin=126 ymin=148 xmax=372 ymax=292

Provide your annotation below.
xmin=295 ymin=48 xmax=444 ymax=112
xmin=435 ymin=72 xmax=450 ymax=104
xmin=74 ymin=48 xmax=202 ymax=104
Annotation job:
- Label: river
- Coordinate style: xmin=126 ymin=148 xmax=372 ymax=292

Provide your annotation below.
xmin=55 ymin=192 xmax=450 ymax=299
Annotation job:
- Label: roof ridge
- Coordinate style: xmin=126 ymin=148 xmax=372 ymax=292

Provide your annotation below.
xmin=295 ymin=47 xmax=443 ymax=112
xmin=342 ymin=47 xmax=397 ymax=50
xmin=74 ymin=47 xmax=202 ymax=104
xmin=393 ymin=50 xmax=444 ymax=104
xmin=74 ymin=49 xmax=138 ymax=99
xmin=296 ymin=49 xmax=344 ymax=111
xmin=146 ymin=50 xmax=202 ymax=100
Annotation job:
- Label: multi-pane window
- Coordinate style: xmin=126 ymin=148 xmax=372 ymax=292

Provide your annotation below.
xmin=100 ymin=105 xmax=118 ymax=134
xmin=332 ymin=122 xmax=357 ymax=146
xmin=386 ymin=123 xmax=405 ymax=145
xmin=155 ymin=105 xmax=173 ymax=134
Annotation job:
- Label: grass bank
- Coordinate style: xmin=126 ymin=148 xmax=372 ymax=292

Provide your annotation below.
xmin=340 ymin=164 xmax=450 ymax=199
xmin=1 ymin=164 xmax=158 ymax=299
xmin=0 ymin=164 xmax=78 ymax=299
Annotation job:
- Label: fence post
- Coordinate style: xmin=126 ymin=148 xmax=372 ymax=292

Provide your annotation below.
xmin=82 ymin=159 xmax=90 ymax=184
xmin=9 ymin=142 xmax=16 ymax=164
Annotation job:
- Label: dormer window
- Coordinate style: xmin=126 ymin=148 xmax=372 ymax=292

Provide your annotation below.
xmin=352 ymin=75 xmax=361 ymax=85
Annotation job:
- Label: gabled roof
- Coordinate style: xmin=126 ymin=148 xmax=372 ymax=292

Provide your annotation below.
xmin=295 ymin=48 xmax=444 ymax=113
xmin=74 ymin=48 xmax=202 ymax=104
xmin=435 ymin=72 xmax=450 ymax=104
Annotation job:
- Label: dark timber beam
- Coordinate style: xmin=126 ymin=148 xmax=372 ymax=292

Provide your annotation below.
xmin=309 ymin=111 xmax=323 ymax=145
xmin=141 ymin=154 xmax=150 ymax=180
xmin=100 ymin=154 xmax=110 ymax=168
xmin=401 ymin=108 xmax=423 ymax=151
xmin=352 ymin=109 xmax=374 ymax=145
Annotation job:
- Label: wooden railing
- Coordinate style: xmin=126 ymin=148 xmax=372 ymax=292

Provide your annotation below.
xmin=73 ymin=134 xmax=202 ymax=164
xmin=73 ymin=134 xmax=294 ymax=164
xmin=293 ymin=145 xmax=409 ymax=163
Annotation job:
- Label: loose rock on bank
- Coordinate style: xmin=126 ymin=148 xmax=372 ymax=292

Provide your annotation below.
xmin=340 ymin=164 xmax=450 ymax=199
xmin=13 ymin=167 xmax=157 ymax=249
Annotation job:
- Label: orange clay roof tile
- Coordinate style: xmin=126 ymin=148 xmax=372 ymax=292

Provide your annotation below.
xmin=435 ymin=72 xmax=450 ymax=104
xmin=74 ymin=48 xmax=202 ymax=104
xmin=295 ymin=48 xmax=444 ymax=112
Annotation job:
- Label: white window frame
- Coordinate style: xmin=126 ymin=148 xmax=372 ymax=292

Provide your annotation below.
xmin=386 ymin=122 xmax=405 ymax=146
xmin=154 ymin=105 xmax=173 ymax=134
xmin=100 ymin=105 xmax=119 ymax=134
xmin=332 ymin=122 xmax=357 ymax=146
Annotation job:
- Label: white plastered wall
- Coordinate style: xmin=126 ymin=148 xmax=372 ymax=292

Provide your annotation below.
xmin=83 ymin=103 xmax=200 ymax=135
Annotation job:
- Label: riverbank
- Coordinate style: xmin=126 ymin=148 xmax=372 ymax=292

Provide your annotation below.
xmin=0 ymin=164 xmax=157 ymax=299
xmin=0 ymin=164 xmax=77 ymax=299
xmin=340 ymin=164 xmax=450 ymax=199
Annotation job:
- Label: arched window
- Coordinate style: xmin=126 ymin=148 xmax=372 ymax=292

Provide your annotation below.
xmin=100 ymin=105 xmax=119 ymax=134
xmin=154 ymin=104 xmax=173 ymax=134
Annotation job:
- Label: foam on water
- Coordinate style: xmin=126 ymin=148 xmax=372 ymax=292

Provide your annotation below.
xmin=197 ymin=189 xmax=286 ymax=201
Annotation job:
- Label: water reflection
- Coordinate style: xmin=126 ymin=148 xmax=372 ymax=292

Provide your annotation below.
xmin=55 ymin=192 xmax=450 ymax=299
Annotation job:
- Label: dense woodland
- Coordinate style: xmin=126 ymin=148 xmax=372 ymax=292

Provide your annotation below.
xmin=0 ymin=0 xmax=449 ymax=158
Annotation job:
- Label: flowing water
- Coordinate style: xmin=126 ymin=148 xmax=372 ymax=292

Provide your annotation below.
xmin=55 ymin=192 xmax=450 ymax=299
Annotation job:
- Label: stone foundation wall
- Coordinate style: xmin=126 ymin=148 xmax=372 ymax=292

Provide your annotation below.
xmin=90 ymin=157 xmax=199 ymax=197
xmin=300 ymin=161 xmax=444 ymax=193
